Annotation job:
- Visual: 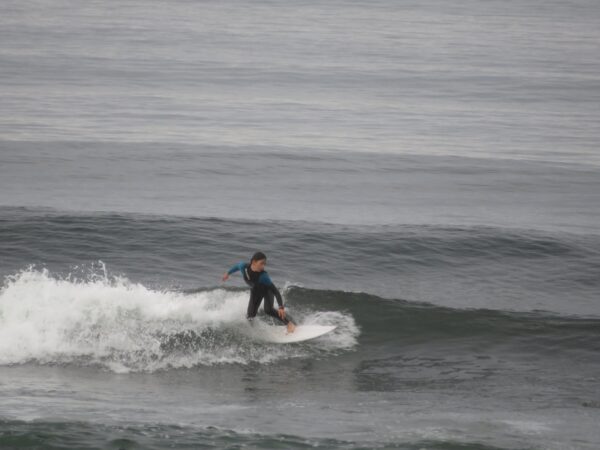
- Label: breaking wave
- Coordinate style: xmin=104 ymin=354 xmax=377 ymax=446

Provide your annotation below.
xmin=0 ymin=267 xmax=358 ymax=372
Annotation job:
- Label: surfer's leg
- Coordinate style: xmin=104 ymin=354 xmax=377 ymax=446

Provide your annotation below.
xmin=246 ymin=288 xmax=263 ymax=321
xmin=263 ymin=290 xmax=293 ymax=325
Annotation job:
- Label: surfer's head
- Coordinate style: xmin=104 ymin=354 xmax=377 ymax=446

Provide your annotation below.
xmin=250 ymin=251 xmax=267 ymax=272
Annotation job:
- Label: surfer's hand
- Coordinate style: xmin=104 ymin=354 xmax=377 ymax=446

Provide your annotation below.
xmin=222 ymin=272 xmax=229 ymax=282
xmin=278 ymin=307 xmax=286 ymax=320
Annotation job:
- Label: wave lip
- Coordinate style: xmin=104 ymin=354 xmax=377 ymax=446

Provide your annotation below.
xmin=0 ymin=268 xmax=357 ymax=372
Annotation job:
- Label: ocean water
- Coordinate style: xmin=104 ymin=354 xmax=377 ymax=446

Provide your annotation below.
xmin=1 ymin=0 xmax=600 ymax=449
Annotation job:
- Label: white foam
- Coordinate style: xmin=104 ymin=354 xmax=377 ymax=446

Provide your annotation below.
xmin=0 ymin=267 xmax=358 ymax=372
xmin=298 ymin=310 xmax=360 ymax=349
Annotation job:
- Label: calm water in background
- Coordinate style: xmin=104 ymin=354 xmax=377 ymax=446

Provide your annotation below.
xmin=1 ymin=0 xmax=600 ymax=448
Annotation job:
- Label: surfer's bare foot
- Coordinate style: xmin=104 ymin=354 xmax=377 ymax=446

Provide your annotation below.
xmin=286 ymin=322 xmax=296 ymax=334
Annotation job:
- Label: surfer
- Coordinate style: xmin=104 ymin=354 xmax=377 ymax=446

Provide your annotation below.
xmin=222 ymin=252 xmax=296 ymax=333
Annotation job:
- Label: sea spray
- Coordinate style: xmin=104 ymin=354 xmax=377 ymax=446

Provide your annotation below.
xmin=0 ymin=267 xmax=358 ymax=372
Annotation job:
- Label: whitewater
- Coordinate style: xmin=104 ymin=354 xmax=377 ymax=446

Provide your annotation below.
xmin=0 ymin=267 xmax=358 ymax=372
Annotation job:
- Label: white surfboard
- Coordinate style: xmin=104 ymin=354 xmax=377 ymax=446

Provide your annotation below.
xmin=252 ymin=324 xmax=337 ymax=344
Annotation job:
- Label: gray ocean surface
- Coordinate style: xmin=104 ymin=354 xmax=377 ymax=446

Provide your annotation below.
xmin=1 ymin=0 xmax=600 ymax=449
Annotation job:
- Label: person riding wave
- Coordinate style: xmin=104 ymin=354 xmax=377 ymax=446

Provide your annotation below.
xmin=222 ymin=252 xmax=296 ymax=333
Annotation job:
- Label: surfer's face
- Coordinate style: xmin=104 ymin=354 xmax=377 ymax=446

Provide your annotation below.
xmin=251 ymin=259 xmax=266 ymax=272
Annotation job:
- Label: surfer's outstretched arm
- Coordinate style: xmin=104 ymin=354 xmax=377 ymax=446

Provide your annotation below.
xmin=222 ymin=261 xmax=245 ymax=281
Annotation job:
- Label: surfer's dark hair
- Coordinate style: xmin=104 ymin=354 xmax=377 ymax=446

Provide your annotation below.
xmin=251 ymin=251 xmax=267 ymax=262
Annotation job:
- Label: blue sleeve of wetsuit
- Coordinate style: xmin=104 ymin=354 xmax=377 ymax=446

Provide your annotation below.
xmin=259 ymin=272 xmax=273 ymax=285
xmin=227 ymin=261 xmax=246 ymax=275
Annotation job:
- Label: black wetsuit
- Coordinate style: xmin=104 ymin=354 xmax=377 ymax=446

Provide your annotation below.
xmin=227 ymin=261 xmax=293 ymax=325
